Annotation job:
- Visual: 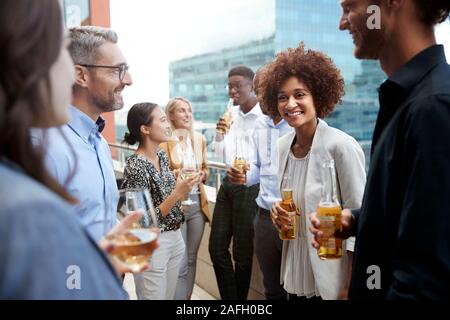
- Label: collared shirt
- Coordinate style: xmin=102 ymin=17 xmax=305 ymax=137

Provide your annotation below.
xmin=350 ymin=45 xmax=450 ymax=300
xmin=31 ymin=106 xmax=119 ymax=242
xmin=246 ymin=115 xmax=293 ymax=210
xmin=214 ymin=103 xmax=263 ymax=166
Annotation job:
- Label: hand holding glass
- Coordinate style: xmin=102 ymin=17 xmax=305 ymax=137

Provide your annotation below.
xmin=107 ymin=189 xmax=159 ymax=272
xmin=181 ymin=147 xmax=200 ymax=205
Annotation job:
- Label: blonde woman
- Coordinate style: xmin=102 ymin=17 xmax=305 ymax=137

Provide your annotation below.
xmin=160 ymin=97 xmax=211 ymax=300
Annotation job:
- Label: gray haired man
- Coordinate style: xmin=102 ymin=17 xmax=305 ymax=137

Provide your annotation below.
xmin=32 ymin=26 xmax=133 ymax=242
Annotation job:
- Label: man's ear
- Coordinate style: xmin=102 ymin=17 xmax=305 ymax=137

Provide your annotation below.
xmin=249 ymin=79 xmax=255 ymax=95
xmin=74 ymin=65 xmax=89 ymax=88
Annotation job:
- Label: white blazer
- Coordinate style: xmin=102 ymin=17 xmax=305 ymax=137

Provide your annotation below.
xmin=277 ymin=119 xmax=366 ymax=299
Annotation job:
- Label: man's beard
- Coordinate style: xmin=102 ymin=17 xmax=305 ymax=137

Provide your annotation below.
xmin=92 ymin=92 xmax=123 ymax=113
xmin=353 ymin=20 xmax=385 ymax=60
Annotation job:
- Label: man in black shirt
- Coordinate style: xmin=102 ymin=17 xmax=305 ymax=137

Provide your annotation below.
xmin=310 ymin=0 xmax=450 ymax=299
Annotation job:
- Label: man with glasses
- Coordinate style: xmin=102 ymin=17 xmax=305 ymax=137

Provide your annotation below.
xmin=226 ymin=68 xmax=292 ymax=300
xmin=32 ymin=26 xmax=132 ymax=242
xmin=209 ymin=65 xmax=262 ymax=300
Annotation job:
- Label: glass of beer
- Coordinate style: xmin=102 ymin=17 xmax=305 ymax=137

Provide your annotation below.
xmin=107 ymin=188 xmax=159 ymax=272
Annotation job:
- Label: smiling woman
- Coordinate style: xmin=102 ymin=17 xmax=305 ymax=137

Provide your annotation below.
xmin=258 ymin=43 xmax=344 ymax=121
xmin=258 ymin=43 xmax=366 ymax=300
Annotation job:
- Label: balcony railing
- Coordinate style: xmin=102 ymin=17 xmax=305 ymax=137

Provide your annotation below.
xmin=109 ymin=143 xmax=227 ymax=194
xmin=108 ymin=142 xmax=267 ymax=299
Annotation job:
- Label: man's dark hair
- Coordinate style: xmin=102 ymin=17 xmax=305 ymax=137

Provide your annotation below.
xmin=228 ymin=65 xmax=255 ymax=81
xmin=413 ymin=0 xmax=450 ymax=25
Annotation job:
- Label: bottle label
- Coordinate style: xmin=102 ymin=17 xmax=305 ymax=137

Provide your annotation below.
xmin=319 ymin=215 xmax=336 ymax=222
xmin=285 ymin=211 xmax=296 ymax=229
xmin=325 ymin=237 xmax=336 ymax=249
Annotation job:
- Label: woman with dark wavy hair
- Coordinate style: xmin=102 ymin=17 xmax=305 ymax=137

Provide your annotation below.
xmin=0 ymin=0 xmax=131 ymax=299
xmin=259 ymin=44 xmax=367 ymax=300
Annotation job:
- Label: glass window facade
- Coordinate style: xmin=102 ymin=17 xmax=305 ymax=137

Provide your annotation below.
xmin=167 ymin=0 xmax=445 ymax=170
xmin=169 ymin=36 xmax=275 ymax=131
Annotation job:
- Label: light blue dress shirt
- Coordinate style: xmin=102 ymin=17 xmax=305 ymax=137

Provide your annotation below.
xmin=246 ymin=115 xmax=293 ymax=211
xmin=31 ymin=106 xmax=119 ymax=242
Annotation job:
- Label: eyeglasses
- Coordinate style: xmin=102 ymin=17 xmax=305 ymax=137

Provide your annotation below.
xmin=78 ymin=63 xmax=130 ymax=81
xmin=225 ymin=82 xmax=251 ymax=92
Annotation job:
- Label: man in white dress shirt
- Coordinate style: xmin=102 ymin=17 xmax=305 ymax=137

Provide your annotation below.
xmin=228 ymin=69 xmax=292 ymax=300
xmin=209 ymin=65 xmax=262 ymax=300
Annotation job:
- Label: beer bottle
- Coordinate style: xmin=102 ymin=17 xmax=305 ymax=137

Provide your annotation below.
xmin=317 ymin=159 xmax=343 ymax=259
xmin=279 ymin=162 xmax=297 ymax=240
xmin=216 ymin=98 xmax=233 ymax=135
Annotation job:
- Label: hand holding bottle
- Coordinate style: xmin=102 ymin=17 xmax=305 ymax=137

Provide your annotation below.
xmin=216 ymin=117 xmax=231 ymax=137
xmin=313 ymin=159 xmax=346 ymax=259
xmin=227 ymin=164 xmax=249 ymax=185
xmin=270 ymin=201 xmax=294 ymax=233
xmin=309 ymin=208 xmax=355 ymax=248
xmin=275 ymin=162 xmax=297 ymax=240
xmin=216 ymin=98 xmax=234 ymax=140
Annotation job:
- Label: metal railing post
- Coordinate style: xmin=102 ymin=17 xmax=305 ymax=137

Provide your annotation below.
xmin=216 ymin=171 xmax=221 ymax=195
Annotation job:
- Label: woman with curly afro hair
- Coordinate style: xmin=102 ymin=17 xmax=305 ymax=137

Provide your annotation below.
xmin=258 ymin=44 xmax=367 ymax=300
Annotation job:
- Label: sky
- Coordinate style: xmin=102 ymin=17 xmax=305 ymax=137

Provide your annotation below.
xmin=110 ymin=1 xmax=450 ymax=124
xmin=110 ymin=0 xmax=274 ymax=124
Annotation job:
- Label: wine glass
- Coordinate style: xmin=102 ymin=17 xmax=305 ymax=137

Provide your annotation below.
xmin=170 ymin=128 xmax=189 ymax=168
xmin=107 ymin=188 xmax=159 ymax=272
xmin=180 ymin=143 xmax=200 ymax=206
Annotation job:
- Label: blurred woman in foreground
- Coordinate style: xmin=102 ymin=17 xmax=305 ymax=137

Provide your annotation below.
xmin=0 ymin=0 xmax=144 ymax=299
